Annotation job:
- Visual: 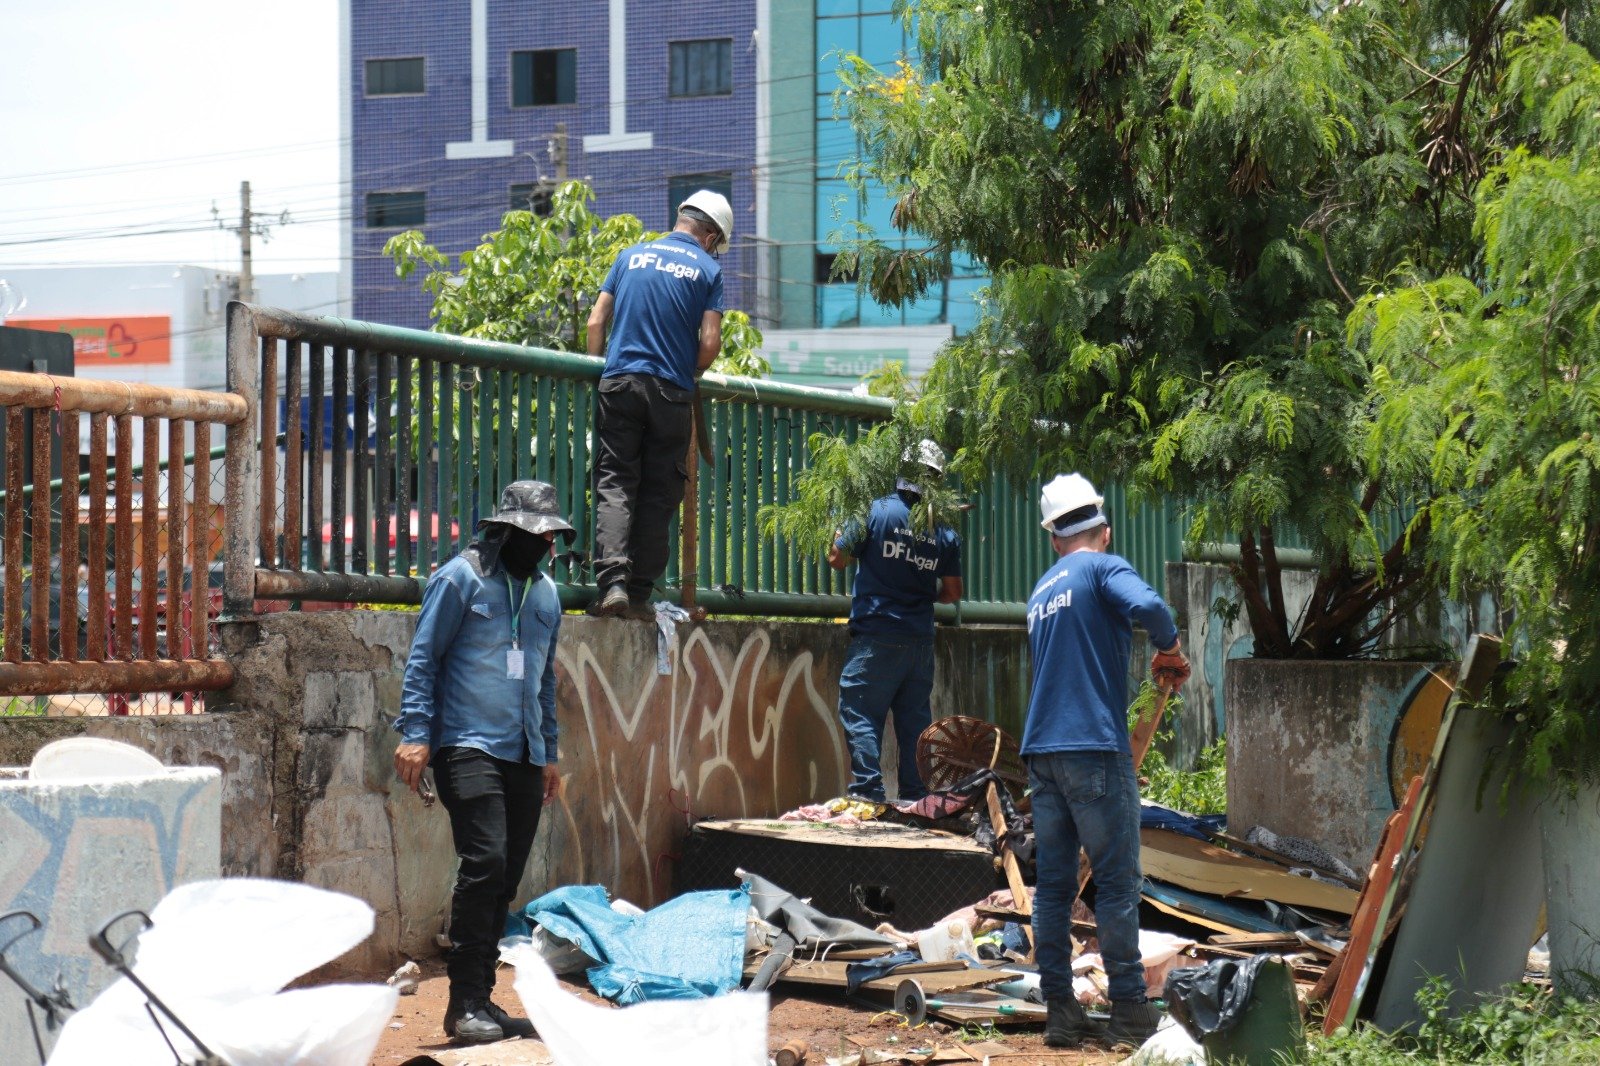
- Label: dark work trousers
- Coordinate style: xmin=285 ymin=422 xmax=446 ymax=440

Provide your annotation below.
xmin=592 ymin=373 xmax=694 ymax=598
xmin=432 ymin=746 xmax=544 ymax=1001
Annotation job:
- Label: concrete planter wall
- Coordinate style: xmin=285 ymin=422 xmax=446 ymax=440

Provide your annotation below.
xmin=1541 ymin=786 xmax=1600 ymax=992
xmin=0 ymin=765 xmax=220 ymax=1055
xmin=1225 ymin=657 xmax=1455 ymax=867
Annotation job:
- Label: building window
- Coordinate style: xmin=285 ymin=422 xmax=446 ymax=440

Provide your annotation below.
xmin=669 ymin=39 xmax=733 ymax=97
xmin=667 ymin=173 xmax=733 ymax=230
xmin=512 ymin=49 xmax=576 ymax=106
xmin=365 ymin=57 xmax=424 ymax=96
xmin=814 ymin=252 xmax=858 ymax=285
xmin=509 ymin=183 xmax=553 ymax=217
xmin=365 ymin=191 xmax=425 ymax=228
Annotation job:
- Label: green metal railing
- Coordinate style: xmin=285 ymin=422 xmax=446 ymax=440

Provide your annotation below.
xmin=223 ymin=303 xmax=1188 ymax=624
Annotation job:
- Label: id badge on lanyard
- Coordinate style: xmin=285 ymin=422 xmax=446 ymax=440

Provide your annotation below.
xmin=506 ymin=575 xmax=530 ymax=679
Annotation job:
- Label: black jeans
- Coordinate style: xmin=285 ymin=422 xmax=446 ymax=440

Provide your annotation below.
xmin=593 ymin=373 xmax=693 ymax=598
xmin=432 ymin=746 xmax=544 ymax=1001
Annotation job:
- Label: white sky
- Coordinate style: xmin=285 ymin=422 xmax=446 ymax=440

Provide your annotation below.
xmin=0 ymin=0 xmax=341 ymax=279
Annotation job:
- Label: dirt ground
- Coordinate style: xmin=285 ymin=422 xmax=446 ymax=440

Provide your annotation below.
xmin=369 ymin=958 xmax=1127 ymax=1065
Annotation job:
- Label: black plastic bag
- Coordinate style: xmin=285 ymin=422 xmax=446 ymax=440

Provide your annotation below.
xmin=1164 ymin=953 xmax=1277 ymax=1040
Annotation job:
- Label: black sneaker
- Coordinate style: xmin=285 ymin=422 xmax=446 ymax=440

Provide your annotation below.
xmin=586 ymin=585 xmax=629 ymax=618
xmin=444 ymin=998 xmax=503 ymax=1045
xmin=1044 ymin=997 xmax=1098 ymax=1048
xmin=482 ymin=999 xmax=535 ymax=1039
xmin=1105 ymin=999 xmax=1162 ymax=1047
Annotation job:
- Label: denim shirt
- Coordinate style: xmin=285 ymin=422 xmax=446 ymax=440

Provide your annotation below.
xmin=395 ymin=554 xmax=561 ymax=764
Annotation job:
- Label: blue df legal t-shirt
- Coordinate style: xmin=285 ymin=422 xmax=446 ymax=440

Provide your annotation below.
xmin=837 ymin=492 xmax=962 ymax=638
xmin=599 ymin=230 xmax=725 ymax=391
xmin=1021 ymin=550 xmax=1179 ymax=756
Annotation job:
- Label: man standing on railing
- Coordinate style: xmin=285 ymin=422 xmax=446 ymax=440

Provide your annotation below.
xmin=1023 ymin=473 xmax=1190 ymax=1051
xmin=394 ymin=481 xmax=573 ymax=1046
xmin=826 ymin=441 xmax=963 ymax=802
xmin=584 ymin=189 xmax=732 ymax=618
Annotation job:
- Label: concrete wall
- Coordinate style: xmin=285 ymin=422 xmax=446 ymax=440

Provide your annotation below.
xmin=0 ymin=765 xmax=220 ymax=1054
xmin=0 ymin=611 xmax=1028 ymax=972
xmin=1224 ymin=657 xmax=1455 ymax=867
xmin=1164 ymin=561 xmax=1318 ymax=769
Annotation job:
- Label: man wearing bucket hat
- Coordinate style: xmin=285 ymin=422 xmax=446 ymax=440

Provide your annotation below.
xmin=395 ymin=481 xmax=575 ymax=1044
xmin=585 ymin=189 xmax=733 ymax=619
xmin=826 ymin=440 xmax=963 ymax=802
xmin=1024 ymin=473 xmax=1191 ymax=1049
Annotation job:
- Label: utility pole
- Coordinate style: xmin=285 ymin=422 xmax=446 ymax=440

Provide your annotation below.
xmin=215 ymin=181 xmax=284 ymax=304
xmin=552 ymin=123 xmax=568 ymax=182
xmin=237 ymin=180 xmax=254 ymax=305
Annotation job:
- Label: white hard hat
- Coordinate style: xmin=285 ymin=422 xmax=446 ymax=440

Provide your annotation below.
xmin=678 ymin=189 xmax=733 ymax=254
xmin=1040 ymin=473 xmax=1105 ymax=532
xmin=903 ymin=438 xmax=945 ymax=475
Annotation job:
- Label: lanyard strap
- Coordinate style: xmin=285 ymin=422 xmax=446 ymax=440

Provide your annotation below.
xmin=505 ymin=574 xmax=531 ymax=648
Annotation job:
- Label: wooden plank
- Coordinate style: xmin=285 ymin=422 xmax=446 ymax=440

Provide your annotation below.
xmin=1207 ymin=932 xmax=1304 ymax=949
xmin=1328 ymin=634 xmax=1505 ymax=1034
xmin=819 ymin=947 xmax=901 ymax=961
xmin=1129 ymin=685 xmax=1172 ymax=770
xmin=985 ymin=783 xmax=1035 ymax=954
xmin=693 ymin=818 xmax=988 ymax=854
xmin=1371 ymin=643 xmax=1542 ymax=1030
xmin=1322 ymin=776 xmax=1420 ymax=1035
xmin=1141 ymin=828 xmax=1360 ymax=915
xmin=749 ymin=958 xmax=1019 ymax=995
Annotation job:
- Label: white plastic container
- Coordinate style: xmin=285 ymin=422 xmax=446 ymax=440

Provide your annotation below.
xmin=916 ymin=920 xmax=976 ymax=963
xmin=993 ymin=972 xmax=1043 ymax=1003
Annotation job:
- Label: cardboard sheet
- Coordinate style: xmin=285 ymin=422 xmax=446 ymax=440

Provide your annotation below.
xmin=1140 ymin=828 xmax=1360 ymax=914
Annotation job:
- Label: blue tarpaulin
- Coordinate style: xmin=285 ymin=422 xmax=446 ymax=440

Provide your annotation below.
xmin=522 ymin=884 xmax=750 ymax=1005
xmin=1140 ymin=801 xmax=1227 ymax=841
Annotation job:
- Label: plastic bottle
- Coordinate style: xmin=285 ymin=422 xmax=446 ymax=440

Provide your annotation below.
xmin=916 ymin=920 xmax=977 ymax=963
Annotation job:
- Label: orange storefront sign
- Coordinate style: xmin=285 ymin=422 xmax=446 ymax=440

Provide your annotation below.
xmin=10 ymin=316 xmax=172 ymax=366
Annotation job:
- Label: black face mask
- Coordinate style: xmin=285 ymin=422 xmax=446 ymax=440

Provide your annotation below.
xmin=499 ymin=530 xmax=552 ymax=577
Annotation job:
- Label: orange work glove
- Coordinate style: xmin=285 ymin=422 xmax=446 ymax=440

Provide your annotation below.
xmin=1151 ymin=647 xmax=1191 ymax=690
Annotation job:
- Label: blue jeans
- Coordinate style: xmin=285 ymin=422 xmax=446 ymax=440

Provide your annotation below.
xmin=1028 ymin=749 xmax=1145 ymax=1004
xmin=837 ymin=632 xmax=934 ymax=801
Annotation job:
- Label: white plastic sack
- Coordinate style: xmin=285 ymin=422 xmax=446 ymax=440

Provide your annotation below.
xmin=505 ymin=941 xmax=768 ymax=1066
xmin=1121 ymin=1017 xmax=1206 ymax=1066
xmin=206 ymin=985 xmax=400 ymax=1066
xmin=49 ymin=879 xmax=395 ymax=1066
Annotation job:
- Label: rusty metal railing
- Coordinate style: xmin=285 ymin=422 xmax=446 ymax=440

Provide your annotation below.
xmin=0 ymin=371 xmax=242 ymax=699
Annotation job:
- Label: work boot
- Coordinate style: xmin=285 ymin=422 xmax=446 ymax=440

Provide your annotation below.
xmin=444 ymin=998 xmax=503 ymax=1045
xmin=587 ymin=584 xmax=628 ymax=618
xmin=1044 ymin=997 xmax=1097 ymax=1048
xmin=623 ymin=597 xmax=657 ymax=622
xmin=482 ymin=1000 xmax=535 ymax=1038
xmin=1105 ymin=999 xmax=1163 ymax=1047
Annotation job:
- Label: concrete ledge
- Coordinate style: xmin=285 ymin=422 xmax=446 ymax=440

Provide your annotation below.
xmin=0 ymin=765 xmax=220 ymax=1054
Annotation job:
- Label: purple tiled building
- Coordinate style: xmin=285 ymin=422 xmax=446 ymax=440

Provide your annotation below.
xmin=342 ymin=0 xmax=759 ymax=330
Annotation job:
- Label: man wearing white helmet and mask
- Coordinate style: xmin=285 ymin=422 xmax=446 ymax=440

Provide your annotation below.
xmin=826 ymin=440 xmax=963 ymax=801
xmin=585 ymin=189 xmax=733 ymax=618
xmin=1024 ymin=473 xmax=1190 ymax=1050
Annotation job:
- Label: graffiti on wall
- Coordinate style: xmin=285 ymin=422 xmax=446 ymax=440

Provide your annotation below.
xmin=0 ymin=770 xmax=219 ymax=1056
xmin=539 ymin=625 xmax=848 ymax=906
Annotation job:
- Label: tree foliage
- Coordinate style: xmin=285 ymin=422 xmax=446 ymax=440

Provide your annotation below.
xmin=385 ymin=180 xmax=768 ymax=376
xmin=760 ymin=365 xmax=969 ymax=555
xmin=1360 ymin=20 xmax=1600 ymax=781
xmin=790 ymin=0 xmax=1596 ymax=660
